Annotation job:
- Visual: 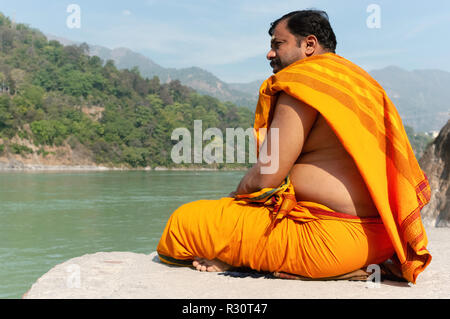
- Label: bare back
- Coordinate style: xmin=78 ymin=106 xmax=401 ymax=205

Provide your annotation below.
xmin=290 ymin=114 xmax=379 ymax=217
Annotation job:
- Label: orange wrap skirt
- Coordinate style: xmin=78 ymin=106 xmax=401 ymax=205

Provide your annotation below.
xmin=157 ymin=197 xmax=395 ymax=278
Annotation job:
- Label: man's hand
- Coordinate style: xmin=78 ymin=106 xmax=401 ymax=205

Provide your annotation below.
xmin=234 ymin=92 xmax=318 ymax=194
xmin=228 ymin=191 xmax=237 ymax=198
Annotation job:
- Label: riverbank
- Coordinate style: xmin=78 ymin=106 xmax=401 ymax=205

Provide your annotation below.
xmin=0 ymin=160 xmax=248 ymax=172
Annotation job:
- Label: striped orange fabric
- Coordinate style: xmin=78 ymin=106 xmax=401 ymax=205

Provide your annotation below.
xmin=254 ymin=53 xmax=432 ymax=284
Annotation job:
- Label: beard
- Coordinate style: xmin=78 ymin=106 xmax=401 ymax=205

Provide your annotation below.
xmin=270 ymin=59 xmax=283 ymax=73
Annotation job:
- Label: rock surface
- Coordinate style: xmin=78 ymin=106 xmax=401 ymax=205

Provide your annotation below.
xmin=419 ymin=120 xmax=450 ymax=227
xmin=23 ymin=228 xmax=449 ymax=299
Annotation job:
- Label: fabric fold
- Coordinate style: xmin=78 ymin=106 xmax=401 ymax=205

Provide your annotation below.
xmin=252 ymin=52 xmax=432 ymax=283
xmin=157 ymin=185 xmax=395 ymax=279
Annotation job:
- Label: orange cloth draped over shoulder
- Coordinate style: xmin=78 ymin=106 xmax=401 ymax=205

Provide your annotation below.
xmin=157 ymin=53 xmax=431 ymax=284
xmin=253 ymin=53 xmax=431 ymax=283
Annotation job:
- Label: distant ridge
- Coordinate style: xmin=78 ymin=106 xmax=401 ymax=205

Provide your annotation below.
xmin=46 ymin=34 xmax=450 ymax=132
xmin=0 ymin=14 xmax=255 ymax=170
xmin=370 ymin=66 xmax=450 ymax=133
xmin=46 ymin=34 xmax=258 ymax=109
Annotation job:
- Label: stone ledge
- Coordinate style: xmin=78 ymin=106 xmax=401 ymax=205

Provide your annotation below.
xmin=23 ymin=228 xmax=450 ymax=299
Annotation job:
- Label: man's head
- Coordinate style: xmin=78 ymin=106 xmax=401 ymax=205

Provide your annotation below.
xmin=267 ymin=10 xmax=337 ymax=73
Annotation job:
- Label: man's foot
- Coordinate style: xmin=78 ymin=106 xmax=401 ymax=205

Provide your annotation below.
xmin=192 ymin=257 xmax=232 ymax=272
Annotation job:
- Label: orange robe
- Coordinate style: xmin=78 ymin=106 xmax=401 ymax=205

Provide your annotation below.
xmin=157 ymin=53 xmax=432 ymax=283
xmin=157 ymin=178 xmax=395 ymax=279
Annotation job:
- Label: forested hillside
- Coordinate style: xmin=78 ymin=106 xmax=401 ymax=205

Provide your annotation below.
xmin=0 ymin=13 xmax=254 ymax=168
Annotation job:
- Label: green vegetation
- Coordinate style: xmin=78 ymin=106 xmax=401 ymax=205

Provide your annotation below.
xmin=10 ymin=143 xmax=33 ymax=155
xmin=0 ymin=12 xmax=432 ymax=167
xmin=405 ymin=125 xmax=434 ymax=158
xmin=0 ymin=12 xmax=254 ymax=168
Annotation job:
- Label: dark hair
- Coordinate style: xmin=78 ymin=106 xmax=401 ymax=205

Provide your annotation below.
xmin=269 ymin=10 xmax=337 ymax=53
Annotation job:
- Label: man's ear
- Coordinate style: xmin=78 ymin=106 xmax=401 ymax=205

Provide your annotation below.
xmin=304 ymin=35 xmax=319 ymax=56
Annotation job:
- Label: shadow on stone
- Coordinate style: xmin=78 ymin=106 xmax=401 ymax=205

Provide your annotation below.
xmin=219 ymin=268 xmax=274 ymax=279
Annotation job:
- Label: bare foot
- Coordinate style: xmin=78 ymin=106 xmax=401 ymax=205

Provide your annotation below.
xmin=192 ymin=257 xmax=232 ymax=272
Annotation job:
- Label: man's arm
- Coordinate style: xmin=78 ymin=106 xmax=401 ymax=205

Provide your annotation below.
xmin=233 ymin=92 xmax=318 ymax=195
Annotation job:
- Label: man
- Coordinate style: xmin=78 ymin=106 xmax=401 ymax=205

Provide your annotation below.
xmin=157 ymin=10 xmax=431 ymax=283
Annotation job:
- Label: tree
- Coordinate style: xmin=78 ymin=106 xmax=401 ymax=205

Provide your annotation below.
xmin=0 ymin=12 xmax=256 ymax=168
xmin=405 ymin=125 xmax=434 ymax=157
xmin=148 ymin=76 xmax=160 ymax=94
xmin=21 ymin=84 xmax=45 ymax=108
xmin=9 ymin=68 xmax=26 ymax=92
xmin=0 ymin=28 xmax=14 ymax=53
xmin=0 ymin=94 xmax=13 ymax=132
xmin=60 ymin=69 xmax=93 ymax=97
xmin=30 ymin=120 xmax=68 ymax=145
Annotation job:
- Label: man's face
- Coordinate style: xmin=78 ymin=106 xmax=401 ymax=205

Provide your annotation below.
xmin=267 ymin=19 xmax=306 ymax=73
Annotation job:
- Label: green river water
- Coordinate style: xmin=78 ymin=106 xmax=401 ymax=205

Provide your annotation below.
xmin=0 ymin=170 xmax=245 ymax=298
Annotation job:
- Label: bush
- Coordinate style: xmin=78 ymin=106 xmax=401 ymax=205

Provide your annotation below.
xmin=10 ymin=143 xmax=33 ymax=155
xmin=17 ymin=130 xmax=29 ymax=139
xmin=31 ymin=120 xmax=68 ymax=145
xmin=122 ymin=147 xmax=148 ymax=167
xmin=37 ymin=147 xmax=49 ymax=157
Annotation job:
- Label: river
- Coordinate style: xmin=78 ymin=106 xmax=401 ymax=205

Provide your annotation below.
xmin=0 ymin=170 xmax=245 ymax=298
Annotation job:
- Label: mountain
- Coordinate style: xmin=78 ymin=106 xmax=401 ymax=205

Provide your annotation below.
xmin=370 ymin=66 xmax=450 ymax=133
xmin=91 ymin=47 xmax=259 ymax=109
xmin=419 ymin=120 xmax=450 ymax=227
xmin=46 ymin=34 xmax=449 ymax=133
xmin=0 ymin=13 xmax=255 ymax=169
xmin=45 ymin=35 xmax=259 ymax=109
xmin=228 ymin=80 xmax=261 ymax=98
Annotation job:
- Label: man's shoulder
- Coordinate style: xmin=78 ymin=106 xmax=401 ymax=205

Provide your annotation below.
xmin=284 ymin=53 xmax=377 ymax=81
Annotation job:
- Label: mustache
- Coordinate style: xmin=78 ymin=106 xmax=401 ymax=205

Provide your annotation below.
xmin=270 ymin=59 xmax=281 ymax=68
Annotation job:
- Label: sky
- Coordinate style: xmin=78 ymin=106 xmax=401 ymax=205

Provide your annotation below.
xmin=1 ymin=0 xmax=450 ymax=83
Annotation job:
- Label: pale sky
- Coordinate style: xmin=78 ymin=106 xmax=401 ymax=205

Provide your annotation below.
xmin=1 ymin=0 xmax=450 ymax=83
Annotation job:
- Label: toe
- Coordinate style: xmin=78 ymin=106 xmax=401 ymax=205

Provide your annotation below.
xmin=207 ymin=265 xmax=217 ymax=272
